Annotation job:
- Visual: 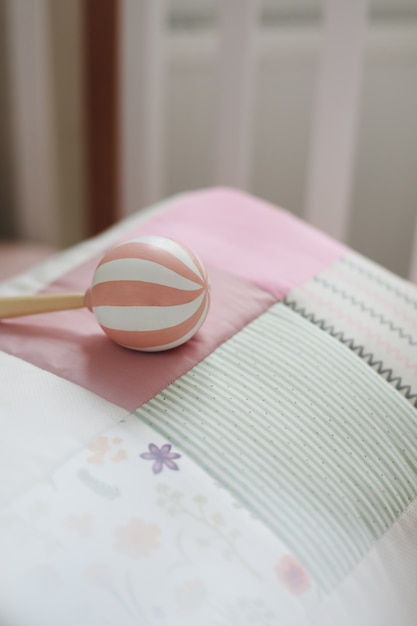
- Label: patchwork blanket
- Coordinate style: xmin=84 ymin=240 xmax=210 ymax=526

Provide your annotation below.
xmin=0 ymin=189 xmax=416 ymax=626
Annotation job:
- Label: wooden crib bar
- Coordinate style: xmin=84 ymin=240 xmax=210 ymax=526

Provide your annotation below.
xmin=213 ymin=0 xmax=260 ymax=190
xmin=304 ymin=0 xmax=369 ymax=243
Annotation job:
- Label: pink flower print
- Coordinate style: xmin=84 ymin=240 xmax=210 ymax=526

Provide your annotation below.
xmin=87 ymin=436 xmax=110 ymax=465
xmin=114 ymin=517 xmax=160 ymax=558
xmin=87 ymin=435 xmax=128 ymax=465
xmin=111 ymin=449 xmax=128 ymax=463
xmin=276 ymin=554 xmax=311 ymax=595
xmin=140 ymin=443 xmax=181 ymax=474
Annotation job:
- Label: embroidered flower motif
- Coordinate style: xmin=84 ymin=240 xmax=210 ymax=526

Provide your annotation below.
xmin=114 ymin=517 xmax=160 ymax=558
xmin=139 ymin=443 xmax=181 ymax=474
xmin=275 ymin=554 xmax=311 ymax=595
xmin=87 ymin=436 xmax=110 ymax=465
xmin=111 ymin=449 xmax=128 ymax=463
xmin=87 ymin=435 xmax=128 ymax=465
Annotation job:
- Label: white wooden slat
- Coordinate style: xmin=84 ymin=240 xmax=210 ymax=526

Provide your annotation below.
xmin=409 ymin=212 xmax=417 ymax=283
xmin=214 ymin=0 xmax=260 ymax=190
xmin=304 ymin=0 xmax=369 ymax=242
xmin=120 ymin=0 xmax=167 ymax=216
xmin=5 ymin=0 xmax=58 ymax=245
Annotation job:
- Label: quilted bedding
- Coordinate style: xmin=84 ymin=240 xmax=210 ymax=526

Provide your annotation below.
xmin=0 ymin=188 xmax=416 ymax=626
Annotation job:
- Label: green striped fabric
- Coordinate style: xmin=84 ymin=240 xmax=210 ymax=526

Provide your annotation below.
xmin=134 ymin=304 xmax=417 ymax=591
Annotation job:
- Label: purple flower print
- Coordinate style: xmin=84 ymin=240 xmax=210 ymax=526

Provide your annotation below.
xmin=139 ymin=443 xmax=181 ymax=474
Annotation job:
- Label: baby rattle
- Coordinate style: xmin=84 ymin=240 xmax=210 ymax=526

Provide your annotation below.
xmin=0 ymin=236 xmax=210 ymax=352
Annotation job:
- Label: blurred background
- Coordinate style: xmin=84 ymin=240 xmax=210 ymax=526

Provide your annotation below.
xmin=0 ymin=0 xmax=417 ymax=281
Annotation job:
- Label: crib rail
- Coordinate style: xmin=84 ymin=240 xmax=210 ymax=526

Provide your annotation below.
xmin=4 ymin=0 xmax=417 ymax=283
xmin=213 ymin=0 xmax=260 ymax=190
xmin=304 ymin=0 xmax=369 ymax=242
xmin=120 ymin=0 xmax=166 ymax=213
xmin=119 ymin=0 xmax=417 ymax=283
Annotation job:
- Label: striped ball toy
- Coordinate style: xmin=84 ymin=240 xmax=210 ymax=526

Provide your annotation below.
xmin=84 ymin=236 xmax=210 ymax=351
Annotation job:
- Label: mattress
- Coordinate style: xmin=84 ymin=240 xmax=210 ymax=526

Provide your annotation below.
xmin=0 ymin=188 xmax=416 ymax=626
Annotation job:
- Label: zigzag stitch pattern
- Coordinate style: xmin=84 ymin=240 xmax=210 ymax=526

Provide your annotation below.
xmin=313 ymin=276 xmax=417 ymax=346
xmin=283 ymin=296 xmax=417 ymax=408
xmin=299 ymin=286 xmax=417 ymax=376
xmin=330 ymin=264 xmax=417 ymax=331
xmin=339 ymin=257 xmax=417 ymax=310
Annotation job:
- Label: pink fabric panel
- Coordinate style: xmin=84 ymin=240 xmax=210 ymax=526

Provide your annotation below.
xmin=127 ymin=188 xmax=348 ymax=299
xmin=0 ymin=266 xmax=275 ymax=411
xmin=0 ymin=188 xmax=346 ymax=410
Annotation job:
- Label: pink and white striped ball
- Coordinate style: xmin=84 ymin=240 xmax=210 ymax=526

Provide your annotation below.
xmin=84 ymin=236 xmax=210 ymax=351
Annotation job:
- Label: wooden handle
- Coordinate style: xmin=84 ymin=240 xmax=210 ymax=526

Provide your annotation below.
xmin=0 ymin=293 xmax=86 ymax=319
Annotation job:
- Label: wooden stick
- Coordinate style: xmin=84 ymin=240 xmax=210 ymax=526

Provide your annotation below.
xmin=0 ymin=293 xmax=85 ymax=319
